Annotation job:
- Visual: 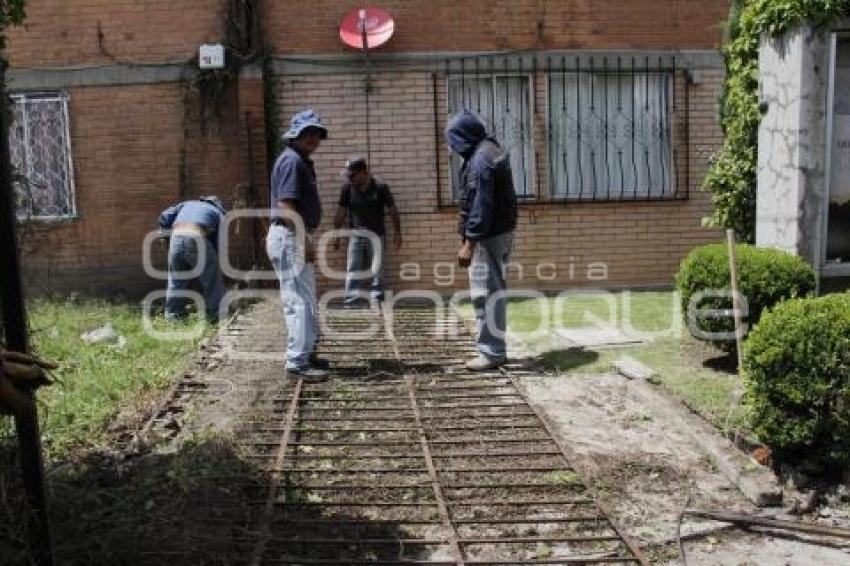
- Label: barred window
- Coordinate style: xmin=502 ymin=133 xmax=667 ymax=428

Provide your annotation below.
xmin=447 ymin=75 xmax=535 ymax=200
xmin=10 ymin=92 xmax=76 ymax=219
xmin=549 ymin=70 xmax=674 ymax=200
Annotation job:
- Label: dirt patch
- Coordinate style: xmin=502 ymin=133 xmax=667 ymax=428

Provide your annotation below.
xmin=519 ymin=372 xmax=850 ymax=564
xmin=519 ymin=373 xmax=753 ymax=542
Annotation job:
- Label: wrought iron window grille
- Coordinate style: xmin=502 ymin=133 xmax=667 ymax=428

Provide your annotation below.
xmin=9 ymin=92 xmax=77 ymax=221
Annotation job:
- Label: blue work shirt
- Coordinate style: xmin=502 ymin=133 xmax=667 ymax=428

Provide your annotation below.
xmin=270 ymin=145 xmax=322 ymax=230
xmin=158 ymin=200 xmax=224 ymax=232
xmin=158 ymin=199 xmax=225 ymax=250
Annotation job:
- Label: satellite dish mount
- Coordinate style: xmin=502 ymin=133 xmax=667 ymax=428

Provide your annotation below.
xmin=339 ymin=6 xmax=394 ymax=163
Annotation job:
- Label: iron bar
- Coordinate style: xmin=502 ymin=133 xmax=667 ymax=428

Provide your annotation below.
xmin=249 ymin=377 xmax=304 ymax=566
xmin=460 ymin=535 xmax=622 ymax=544
xmin=404 ymin=374 xmax=466 ymax=565
xmin=224 ymin=305 xmax=649 ymax=564
xmin=449 ymin=499 xmax=594 ymax=507
xmin=0 ymin=64 xmax=53 ymax=566
xmin=453 ymin=517 xmax=604 ymax=525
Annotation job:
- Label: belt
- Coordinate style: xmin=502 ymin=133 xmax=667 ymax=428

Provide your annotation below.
xmin=270 ymin=219 xmax=316 ymax=233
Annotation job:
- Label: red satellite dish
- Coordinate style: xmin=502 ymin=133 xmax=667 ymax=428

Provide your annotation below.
xmin=339 ymin=6 xmax=395 ymax=50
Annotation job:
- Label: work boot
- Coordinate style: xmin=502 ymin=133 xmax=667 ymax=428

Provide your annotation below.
xmin=287 ymin=364 xmax=329 ymax=381
xmin=465 ymin=354 xmax=506 ymax=371
xmin=309 ymin=354 xmax=330 ymax=370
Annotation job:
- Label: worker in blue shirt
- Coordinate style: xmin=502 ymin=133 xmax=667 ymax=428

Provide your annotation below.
xmin=158 ymin=196 xmax=227 ymax=322
xmin=267 ymin=109 xmax=330 ymax=379
xmin=446 ymin=110 xmax=518 ymax=371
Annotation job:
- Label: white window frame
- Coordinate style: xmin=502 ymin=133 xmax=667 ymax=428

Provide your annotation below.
xmin=10 ymin=91 xmax=77 ymax=221
xmin=446 ymin=73 xmax=536 ymax=202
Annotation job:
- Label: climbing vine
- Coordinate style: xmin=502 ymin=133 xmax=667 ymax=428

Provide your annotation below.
xmin=0 ymin=0 xmax=25 ymax=47
xmin=704 ymin=0 xmax=850 ymax=242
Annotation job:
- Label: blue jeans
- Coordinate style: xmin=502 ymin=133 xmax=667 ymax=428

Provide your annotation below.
xmin=266 ymin=225 xmax=318 ymax=369
xmin=344 ymin=233 xmax=386 ymax=302
xmin=469 ymin=231 xmax=514 ymax=361
xmin=165 ymin=234 xmax=224 ymax=320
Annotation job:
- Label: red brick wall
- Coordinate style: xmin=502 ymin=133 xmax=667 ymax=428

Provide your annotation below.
xmin=264 ymin=0 xmax=729 ymax=54
xmin=7 ymin=0 xmax=729 ymax=296
xmin=19 ymin=76 xmax=267 ymax=297
xmin=6 ymin=0 xmax=225 ymax=68
xmin=274 ymin=68 xmax=724 ymax=293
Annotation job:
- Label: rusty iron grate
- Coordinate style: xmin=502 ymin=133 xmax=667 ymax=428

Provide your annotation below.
xmin=236 ymin=305 xmax=648 ymax=566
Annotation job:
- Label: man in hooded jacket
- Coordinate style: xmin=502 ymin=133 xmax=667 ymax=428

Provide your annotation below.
xmin=446 ymin=111 xmax=518 ymax=370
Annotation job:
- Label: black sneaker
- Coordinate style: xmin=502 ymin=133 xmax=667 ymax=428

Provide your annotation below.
xmin=308 ymin=355 xmax=330 ymax=370
xmin=287 ymin=365 xmax=329 ymax=380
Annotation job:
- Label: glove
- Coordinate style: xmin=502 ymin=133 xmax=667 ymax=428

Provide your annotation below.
xmin=0 ymin=350 xmax=57 ymax=417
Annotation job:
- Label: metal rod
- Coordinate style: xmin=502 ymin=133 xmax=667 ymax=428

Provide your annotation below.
xmin=288 ymin=484 xmax=433 ymax=490
xmin=279 ymin=467 xmax=431 ymax=474
xmin=727 ymin=229 xmax=745 ymax=371
xmin=686 ymin=509 xmax=850 ymax=539
xmin=0 ymin=63 xmax=53 ymax=566
xmin=437 ymin=466 xmax=567 ymax=473
xmin=631 ymin=57 xmax=638 ymax=198
xmin=465 ymin=559 xmax=639 ymax=565
xmin=421 ymin=412 xmax=536 ymax=420
xmin=603 ymin=57 xmax=610 ymax=199
xmin=267 ymin=537 xmax=446 ymax=545
xmin=443 ymin=482 xmax=581 ymax=489
xmin=279 ymin=519 xmax=441 ymax=525
xmin=643 ymin=57 xmax=653 ymax=195
xmin=265 ymin=561 xmax=457 ymax=566
xmin=519 ymin=57 xmax=528 ymax=197
xmin=431 ymin=450 xmax=561 ymax=458
xmin=460 ymin=535 xmax=621 ymax=544
xmin=449 ymin=499 xmax=594 ymax=507
xmin=432 ymin=72 xmax=443 ymax=208
xmin=277 ymin=501 xmax=439 ymax=507
xmin=453 ymin=516 xmax=604 ymax=525
xmin=404 ymin=374 xmax=466 ymax=565
xmin=250 ymin=377 xmax=304 ymax=566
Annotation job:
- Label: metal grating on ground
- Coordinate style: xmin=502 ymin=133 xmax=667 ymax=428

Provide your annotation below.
xmin=233 ymin=304 xmax=648 ymax=566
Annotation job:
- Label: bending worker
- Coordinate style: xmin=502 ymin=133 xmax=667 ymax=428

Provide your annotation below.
xmin=158 ymin=196 xmax=227 ymax=322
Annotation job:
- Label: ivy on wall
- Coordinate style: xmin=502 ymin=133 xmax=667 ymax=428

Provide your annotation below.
xmin=704 ymin=0 xmax=850 ymax=242
xmin=0 ymin=0 xmax=25 ymax=48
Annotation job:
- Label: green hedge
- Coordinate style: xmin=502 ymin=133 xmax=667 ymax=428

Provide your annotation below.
xmin=745 ymin=293 xmax=850 ymax=468
xmin=675 ymin=243 xmax=815 ymax=349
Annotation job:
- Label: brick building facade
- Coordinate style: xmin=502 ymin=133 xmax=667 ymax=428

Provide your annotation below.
xmin=6 ymin=1 xmax=729 ymax=297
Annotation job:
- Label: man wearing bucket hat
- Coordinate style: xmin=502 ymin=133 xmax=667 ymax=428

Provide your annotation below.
xmin=267 ymin=109 xmax=330 ymax=379
xmin=333 ymin=156 xmax=402 ymax=306
xmin=158 ymin=195 xmax=227 ymax=322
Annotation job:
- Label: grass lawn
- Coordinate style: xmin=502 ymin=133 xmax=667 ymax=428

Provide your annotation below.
xmin=457 ymin=290 xmax=749 ymax=434
xmin=1 ymin=299 xmax=212 ymax=460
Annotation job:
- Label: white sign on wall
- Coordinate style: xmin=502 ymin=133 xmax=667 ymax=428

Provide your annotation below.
xmin=199 ymin=44 xmax=225 ymax=70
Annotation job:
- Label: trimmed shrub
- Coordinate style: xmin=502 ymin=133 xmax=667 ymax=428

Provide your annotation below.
xmin=745 ymin=293 xmax=850 ymax=468
xmin=675 ymin=243 xmax=815 ymax=349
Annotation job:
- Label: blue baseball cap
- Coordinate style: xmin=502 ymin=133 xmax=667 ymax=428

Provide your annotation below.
xmin=282 ymin=109 xmax=328 ymax=140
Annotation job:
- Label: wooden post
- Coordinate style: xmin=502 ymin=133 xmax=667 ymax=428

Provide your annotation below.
xmin=0 ymin=64 xmax=54 ymax=565
xmin=726 ymin=229 xmax=745 ymax=372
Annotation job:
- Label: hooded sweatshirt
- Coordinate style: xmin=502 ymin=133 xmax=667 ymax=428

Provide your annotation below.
xmin=445 ymin=111 xmax=517 ymax=241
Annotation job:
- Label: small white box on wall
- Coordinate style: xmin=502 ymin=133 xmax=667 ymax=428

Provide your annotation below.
xmin=199 ymin=44 xmax=225 ymax=70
